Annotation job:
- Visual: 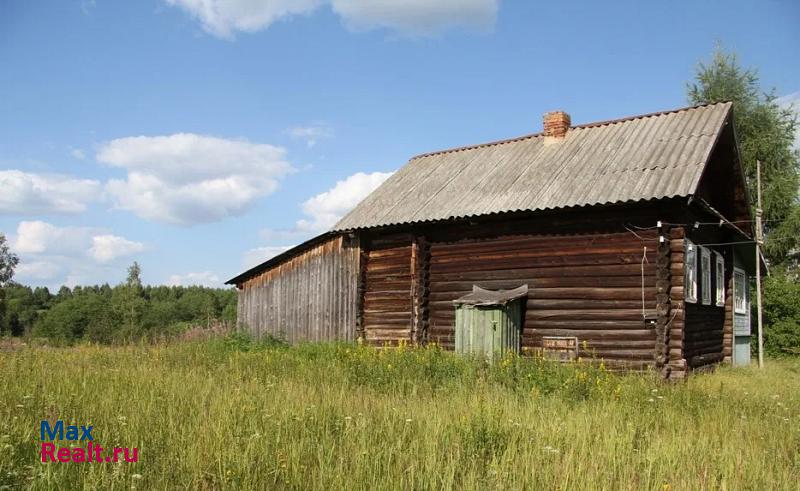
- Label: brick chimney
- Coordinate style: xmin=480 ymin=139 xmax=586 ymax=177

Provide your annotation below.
xmin=543 ymin=111 xmax=571 ymax=139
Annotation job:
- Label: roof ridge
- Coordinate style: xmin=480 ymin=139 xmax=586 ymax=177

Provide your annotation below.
xmin=409 ymin=101 xmax=731 ymax=161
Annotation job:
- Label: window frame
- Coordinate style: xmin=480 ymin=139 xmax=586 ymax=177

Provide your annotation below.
xmin=715 ymin=252 xmax=725 ymax=307
xmin=700 ymin=247 xmax=712 ymax=305
xmin=684 ymin=239 xmax=698 ymax=304
xmin=733 ymin=268 xmax=748 ymax=315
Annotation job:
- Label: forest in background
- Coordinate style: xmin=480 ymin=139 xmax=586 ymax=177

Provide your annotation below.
xmin=0 ymin=262 xmax=236 ymax=344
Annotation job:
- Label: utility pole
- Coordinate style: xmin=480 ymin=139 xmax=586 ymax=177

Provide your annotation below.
xmin=755 ymin=160 xmax=764 ymax=369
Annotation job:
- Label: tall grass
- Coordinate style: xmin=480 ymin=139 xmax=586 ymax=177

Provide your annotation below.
xmin=1 ymin=338 xmax=798 ymax=490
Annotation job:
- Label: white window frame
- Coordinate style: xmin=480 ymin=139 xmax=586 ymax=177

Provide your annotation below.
xmin=700 ymin=247 xmax=712 ymax=305
xmin=715 ymin=252 xmax=725 ymax=307
xmin=733 ymin=268 xmax=748 ymax=314
xmin=684 ymin=239 xmax=698 ymax=303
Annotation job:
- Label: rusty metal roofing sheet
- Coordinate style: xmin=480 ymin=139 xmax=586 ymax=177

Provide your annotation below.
xmin=334 ymin=102 xmax=732 ymax=231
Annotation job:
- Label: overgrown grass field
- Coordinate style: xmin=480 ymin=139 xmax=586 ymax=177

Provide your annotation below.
xmin=1 ymin=338 xmax=798 ymax=490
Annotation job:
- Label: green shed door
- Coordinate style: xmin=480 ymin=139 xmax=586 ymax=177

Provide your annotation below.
xmin=455 ymin=303 xmax=521 ymax=360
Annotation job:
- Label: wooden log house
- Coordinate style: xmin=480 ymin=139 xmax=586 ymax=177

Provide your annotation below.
xmin=226 ymin=102 xmax=759 ymax=379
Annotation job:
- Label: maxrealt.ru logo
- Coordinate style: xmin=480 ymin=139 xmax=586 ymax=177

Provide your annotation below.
xmin=40 ymin=421 xmax=138 ymax=463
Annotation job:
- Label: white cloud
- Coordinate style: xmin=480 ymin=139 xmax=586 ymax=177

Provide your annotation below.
xmin=15 ymin=260 xmax=63 ymax=281
xmin=256 ymin=170 xmax=392 ymax=243
xmin=90 ymin=235 xmax=146 ymax=263
xmin=13 ymin=221 xmax=96 ymax=256
xmin=296 ymin=170 xmax=393 ymax=232
xmin=98 ymin=133 xmax=293 ymax=226
xmin=287 ymin=124 xmax=333 ymax=148
xmin=0 ymin=170 xmax=101 ymax=215
xmin=166 ymin=0 xmax=322 ymax=38
xmin=242 ymin=245 xmax=293 ymax=269
xmin=10 ymin=221 xmax=145 ymax=287
xmin=777 ymin=91 xmax=800 ymax=150
xmin=166 ymin=271 xmax=222 ymax=287
xmin=165 ymin=0 xmax=498 ymax=38
xmin=238 ymin=170 xmax=390 ymax=272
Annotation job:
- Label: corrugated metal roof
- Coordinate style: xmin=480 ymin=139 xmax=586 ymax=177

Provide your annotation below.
xmin=334 ymin=102 xmax=732 ymax=231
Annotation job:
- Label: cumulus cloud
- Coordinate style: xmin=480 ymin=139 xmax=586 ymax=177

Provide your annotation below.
xmin=165 ymin=0 xmax=498 ymax=38
xmin=166 ymin=271 xmax=222 ymax=287
xmin=777 ymin=91 xmax=800 ymax=149
xmin=287 ymin=123 xmax=333 ymax=148
xmin=10 ymin=221 xmax=145 ymax=284
xmin=98 ymin=133 xmax=293 ymax=226
xmin=0 ymin=170 xmax=101 ymax=215
xmin=166 ymin=0 xmax=322 ymax=38
xmin=242 ymin=245 xmax=293 ymax=269
xmin=15 ymin=260 xmax=64 ymax=281
xmin=90 ymin=235 xmax=146 ymax=263
xmin=296 ymin=171 xmax=393 ymax=232
xmin=239 ymin=170 xmax=390 ymax=270
xmin=13 ymin=221 xmax=96 ymax=256
xmin=253 ymin=169 xmax=390 ymax=259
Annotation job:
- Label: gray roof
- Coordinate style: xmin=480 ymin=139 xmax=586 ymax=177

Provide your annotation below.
xmin=334 ymin=102 xmax=732 ymax=231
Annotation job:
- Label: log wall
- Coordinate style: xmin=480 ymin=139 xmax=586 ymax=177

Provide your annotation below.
xmin=668 ymin=228 xmax=688 ymax=378
xmin=426 ymin=230 xmax=660 ymax=368
xmin=362 ymin=239 xmax=413 ymax=346
xmin=680 ymin=227 xmax=730 ymax=370
xmin=237 ymin=235 xmax=359 ymax=343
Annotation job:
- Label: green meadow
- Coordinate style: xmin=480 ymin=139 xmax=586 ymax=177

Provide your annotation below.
xmin=1 ymin=338 xmax=798 ymax=490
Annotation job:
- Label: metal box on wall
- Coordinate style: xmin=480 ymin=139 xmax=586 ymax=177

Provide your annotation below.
xmin=453 ymin=285 xmax=527 ymax=360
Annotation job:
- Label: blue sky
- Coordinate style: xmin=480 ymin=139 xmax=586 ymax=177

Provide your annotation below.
xmin=1 ymin=0 xmax=798 ymax=289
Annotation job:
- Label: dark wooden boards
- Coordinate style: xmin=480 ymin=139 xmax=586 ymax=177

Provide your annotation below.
xmin=363 ymin=242 xmax=413 ymax=346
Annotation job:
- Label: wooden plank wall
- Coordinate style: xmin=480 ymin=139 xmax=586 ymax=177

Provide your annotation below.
xmin=363 ymin=241 xmax=413 ymax=346
xmin=426 ymin=230 xmax=659 ymax=368
xmin=237 ymin=235 xmax=359 ymax=343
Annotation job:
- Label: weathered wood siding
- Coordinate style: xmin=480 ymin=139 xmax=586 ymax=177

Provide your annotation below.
xmin=363 ymin=240 xmax=413 ymax=346
xmin=237 ymin=235 xmax=359 ymax=343
xmin=427 ymin=230 xmax=659 ymax=368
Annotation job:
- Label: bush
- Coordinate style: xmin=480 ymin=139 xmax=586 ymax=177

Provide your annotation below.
xmin=763 ymin=273 xmax=800 ymax=356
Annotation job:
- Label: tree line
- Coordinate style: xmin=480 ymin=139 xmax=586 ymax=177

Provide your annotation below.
xmin=0 ymin=261 xmax=236 ymax=344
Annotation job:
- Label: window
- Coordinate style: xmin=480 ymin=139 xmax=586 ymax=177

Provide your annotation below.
xmin=733 ymin=268 xmax=748 ymax=314
xmin=700 ymin=247 xmax=712 ymax=305
xmin=684 ymin=240 xmax=697 ymax=303
xmin=715 ymin=252 xmax=725 ymax=307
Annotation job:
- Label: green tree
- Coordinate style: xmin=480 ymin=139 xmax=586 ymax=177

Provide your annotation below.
xmin=0 ymin=234 xmax=18 ymax=286
xmin=0 ymin=233 xmax=20 ymax=334
xmin=687 ymin=47 xmax=800 ymax=266
xmin=33 ymin=292 xmax=113 ymax=343
xmin=689 ymin=47 xmax=800 ymax=357
xmin=112 ymin=262 xmax=146 ymax=339
xmin=762 ymin=274 xmax=800 ymax=355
